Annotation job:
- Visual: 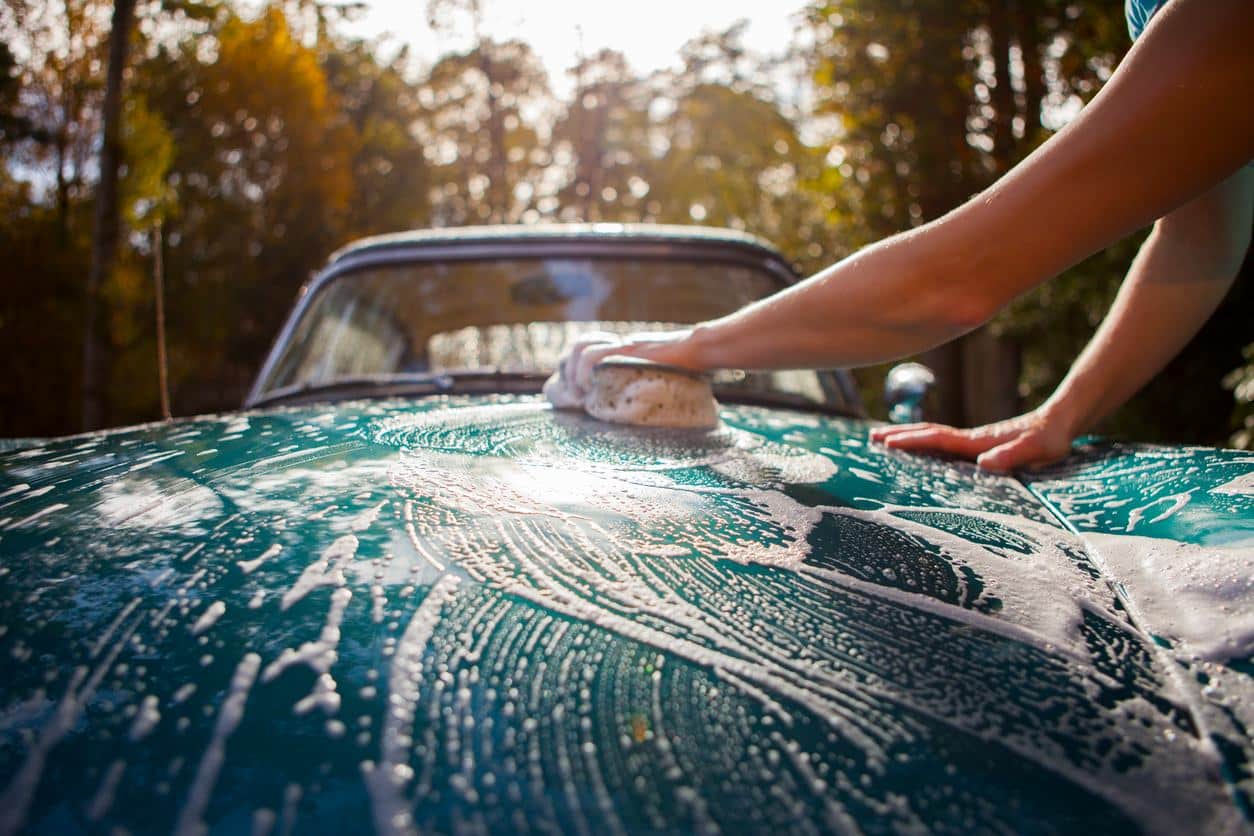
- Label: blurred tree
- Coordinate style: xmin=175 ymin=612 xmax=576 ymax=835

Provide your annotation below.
xmin=419 ymin=38 xmax=549 ymax=224
xmin=322 ymin=40 xmax=431 ymax=237
xmin=804 ymin=1 xmax=983 ymax=424
xmin=0 ymin=42 xmax=38 ymax=146
xmin=646 ymin=82 xmax=826 ymax=252
xmin=3 ymin=0 xmax=110 ymax=241
xmin=425 ymin=0 xmax=549 ymax=224
xmin=0 ymin=0 xmax=107 ymax=434
xmin=1225 ymin=341 xmax=1254 ymax=450
xmin=548 ymin=23 xmax=831 ymax=277
xmin=551 ymin=48 xmax=651 ymax=222
xmin=136 ymin=6 xmax=357 ymax=412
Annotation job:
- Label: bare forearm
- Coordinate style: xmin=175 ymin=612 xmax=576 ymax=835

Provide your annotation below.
xmin=1045 ymin=170 xmax=1253 ymax=433
xmin=677 ymin=0 xmax=1254 ymax=373
xmin=685 ymin=224 xmax=979 ymax=370
xmin=969 ymin=0 xmax=1254 ymax=288
xmin=1047 ymin=257 xmax=1231 ymax=435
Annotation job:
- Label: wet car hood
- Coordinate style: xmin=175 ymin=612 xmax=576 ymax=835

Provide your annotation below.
xmin=0 ymin=395 xmax=1250 ymax=834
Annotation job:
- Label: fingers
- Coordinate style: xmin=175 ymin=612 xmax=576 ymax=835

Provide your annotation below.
xmin=874 ymin=425 xmax=997 ymax=458
xmin=575 ymin=344 xmax=624 ymax=390
xmin=561 ymin=333 xmax=617 ymax=394
xmin=869 ymin=422 xmax=932 ymax=442
xmin=975 ymin=432 xmax=1068 ymax=474
xmin=871 ymin=412 xmax=1072 ymax=472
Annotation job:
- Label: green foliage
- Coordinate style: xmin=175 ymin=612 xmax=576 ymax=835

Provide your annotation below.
xmin=1225 ymin=342 xmax=1254 ymax=449
xmin=998 ymin=232 xmax=1144 ymax=407
xmin=0 ymin=199 xmax=92 ymax=434
xmin=322 ymin=41 xmax=430 ymax=236
xmin=120 ymin=91 xmax=175 ymax=226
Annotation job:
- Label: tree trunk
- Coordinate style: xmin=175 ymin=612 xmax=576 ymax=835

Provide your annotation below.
xmin=920 ymin=342 xmax=966 ymax=426
xmin=83 ymin=0 xmax=137 ymax=430
xmin=962 ymin=0 xmax=1024 ymax=427
xmin=989 ymin=0 xmax=1016 ymax=171
xmin=961 ymin=325 xmax=1021 ymax=426
xmin=1015 ymin=3 xmax=1045 ymax=149
xmin=54 ymin=120 xmax=69 ymax=245
xmin=480 ymin=47 xmax=508 ymax=223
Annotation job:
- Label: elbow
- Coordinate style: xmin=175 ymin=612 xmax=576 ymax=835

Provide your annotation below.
xmin=1156 ymin=216 xmax=1251 ymax=281
xmin=1155 ymin=171 xmax=1254 ymax=280
xmin=912 ymin=284 xmax=1001 ymax=339
xmin=946 ymin=292 xmax=1001 ymax=334
xmin=910 ymin=210 xmax=1014 ymax=336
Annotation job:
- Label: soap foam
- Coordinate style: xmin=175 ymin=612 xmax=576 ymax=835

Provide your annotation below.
xmin=585 ymin=363 xmax=719 ymax=430
xmin=1084 ymin=531 xmax=1254 ymax=662
xmin=370 ymin=401 xmax=1240 ymax=831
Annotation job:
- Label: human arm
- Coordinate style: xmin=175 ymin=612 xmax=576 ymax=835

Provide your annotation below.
xmin=871 ymin=166 xmax=1254 ymax=472
xmin=567 ymin=0 xmax=1254 ymax=387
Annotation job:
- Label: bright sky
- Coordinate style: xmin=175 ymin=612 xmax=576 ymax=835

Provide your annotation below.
xmin=342 ymin=0 xmax=808 ymax=96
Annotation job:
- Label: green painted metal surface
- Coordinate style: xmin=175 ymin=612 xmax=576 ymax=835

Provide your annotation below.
xmin=0 ymin=396 xmax=1250 ymax=834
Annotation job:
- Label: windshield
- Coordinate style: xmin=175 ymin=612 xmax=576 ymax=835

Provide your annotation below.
xmin=258 ymin=255 xmax=852 ymax=411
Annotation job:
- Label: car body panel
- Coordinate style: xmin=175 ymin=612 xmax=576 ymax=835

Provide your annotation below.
xmin=1 ymin=396 xmax=1250 ymax=834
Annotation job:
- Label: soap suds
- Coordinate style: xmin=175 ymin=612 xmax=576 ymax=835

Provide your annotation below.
xmin=1084 ymin=532 xmax=1254 ymax=662
xmin=85 ymin=759 xmax=126 ymax=821
xmin=238 ymin=544 xmax=282 ymax=575
xmin=1210 ymin=471 xmax=1254 ymax=497
xmin=365 ymin=575 xmax=461 ymax=836
xmin=263 ymin=587 xmax=352 ymax=682
xmin=174 ymin=652 xmax=261 ymax=836
xmin=281 ymin=535 xmax=357 ymax=610
xmin=191 ymin=601 xmax=226 ymax=636
xmin=128 ymin=694 xmax=161 ymax=741
xmin=366 ymin=400 xmax=1238 ymax=832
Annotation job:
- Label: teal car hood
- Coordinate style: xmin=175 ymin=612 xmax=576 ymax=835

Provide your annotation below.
xmin=0 ymin=396 xmax=1250 ymax=834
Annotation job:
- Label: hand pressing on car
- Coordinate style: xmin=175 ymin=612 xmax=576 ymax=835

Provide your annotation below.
xmin=870 ymin=408 xmax=1078 ymax=474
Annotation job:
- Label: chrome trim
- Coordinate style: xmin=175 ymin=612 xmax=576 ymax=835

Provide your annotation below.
xmin=884 ymin=362 xmax=937 ymax=424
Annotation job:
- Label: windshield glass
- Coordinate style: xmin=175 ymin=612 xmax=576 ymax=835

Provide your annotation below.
xmin=259 ymin=256 xmax=848 ymax=409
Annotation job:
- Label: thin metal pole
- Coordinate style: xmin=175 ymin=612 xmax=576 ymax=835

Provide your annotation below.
xmin=153 ymin=220 xmax=172 ymax=421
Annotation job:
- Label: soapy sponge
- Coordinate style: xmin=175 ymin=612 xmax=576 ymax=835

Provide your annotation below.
xmin=544 ymin=357 xmax=719 ymax=429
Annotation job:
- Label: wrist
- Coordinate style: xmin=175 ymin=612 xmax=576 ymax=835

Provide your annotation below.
xmin=1038 ymin=389 xmax=1093 ymax=439
xmin=675 ymin=322 xmax=720 ymax=371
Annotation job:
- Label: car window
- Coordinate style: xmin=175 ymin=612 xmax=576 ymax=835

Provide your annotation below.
xmin=259 ymin=256 xmax=847 ymax=409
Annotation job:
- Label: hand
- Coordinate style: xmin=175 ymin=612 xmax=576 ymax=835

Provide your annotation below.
xmin=562 ymin=329 xmax=701 ymax=392
xmin=868 ymin=407 xmax=1079 ymax=473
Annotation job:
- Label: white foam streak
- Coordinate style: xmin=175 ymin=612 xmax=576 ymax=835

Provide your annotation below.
xmin=191 ymin=601 xmax=226 ymax=636
xmin=85 ymin=759 xmax=126 ymax=821
xmin=174 ymin=652 xmax=262 ymax=836
xmin=281 ymin=535 xmax=357 ymax=610
xmin=238 ymin=543 xmax=282 ymax=575
xmin=128 ymin=694 xmax=161 ymax=741
xmin=264 ymin=587 xmax=352 ymax=682
xmin=366 ymin=575 xmax=461 ymax=836
xmin=0 ymin=607 xmax=144 ymax=836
